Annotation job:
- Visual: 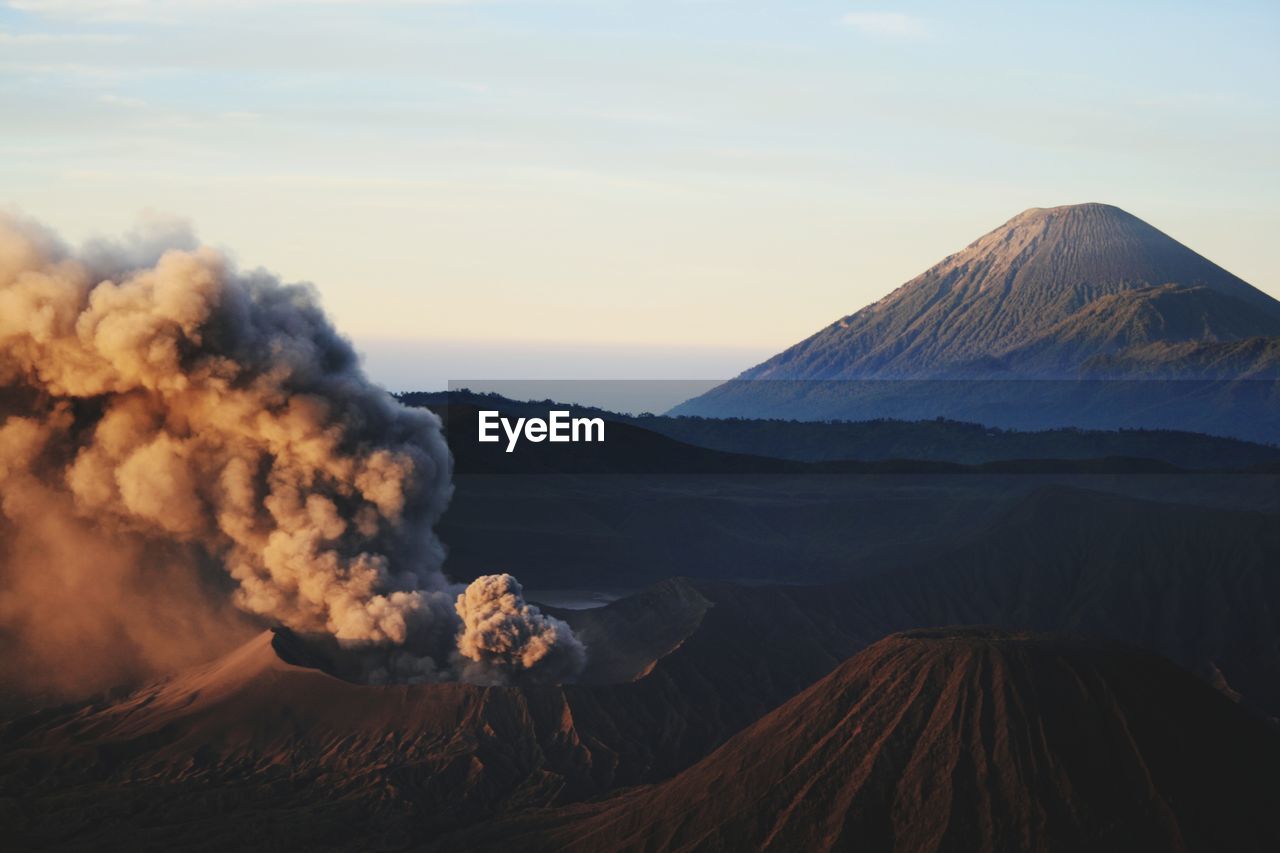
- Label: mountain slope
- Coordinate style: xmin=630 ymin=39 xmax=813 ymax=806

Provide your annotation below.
xmin=1000 ymin=284 xmax=1280 ymax=375
xmin=1 ymin=631 xmax=599 ymax=850
xmin=469 ymin=630 xmax=1280 ymax=853
xmin=673 ymin=204 xmax=1280 ymax=434
xmin=739 ymin=203 xmax=1280 ymax=381
xmin=1081 ymin=335 xmax=1280 ymax=379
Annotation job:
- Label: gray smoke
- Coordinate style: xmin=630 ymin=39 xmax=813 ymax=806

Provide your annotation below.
xmin=456 ymin=574 xmax=586 ymax=685
xmin=0 ymin=212 xmax=584 ymax=699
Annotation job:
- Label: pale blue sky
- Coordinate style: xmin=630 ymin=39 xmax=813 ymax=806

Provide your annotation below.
xmin=2 ymin=1 xmax=1277 ymax=389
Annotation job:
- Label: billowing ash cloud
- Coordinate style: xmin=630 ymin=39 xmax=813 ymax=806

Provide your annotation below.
xmin=456 ymin=574 xmax=586 ymax=684
xmin=0 ymin=213 xmax=584 ymax=701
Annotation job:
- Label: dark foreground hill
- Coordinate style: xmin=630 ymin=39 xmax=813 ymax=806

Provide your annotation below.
xmin=5 ymin=489 xmax=1280 ymax=851
xmin=461 ymin=630 xmax=1280 ymax=853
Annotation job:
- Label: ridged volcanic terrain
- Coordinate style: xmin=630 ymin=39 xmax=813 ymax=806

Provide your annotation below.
xmin=5 ymin=489 xmax=1280 ymax=851
xmin=459 ymin=629 xmax=1280 ymax=853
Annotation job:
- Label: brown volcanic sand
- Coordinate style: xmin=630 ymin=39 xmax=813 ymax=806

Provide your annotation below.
xmin=469 ymin=628 xmax=1280 ymax=853
xmin=2 ymin=631 xmax=598 ymax=850
xmin=0 ymin=582 xmax=716 ymax=852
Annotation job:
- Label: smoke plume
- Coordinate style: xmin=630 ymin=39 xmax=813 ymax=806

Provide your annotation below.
xmin=0 ymin=213 xmax=584 ymax=702
xmin=456 ymin=574 xmax=586 ymax=684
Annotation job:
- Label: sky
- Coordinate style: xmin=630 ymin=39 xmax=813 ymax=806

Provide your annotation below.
xmin=2 ymin=0 xmax=1278 ymax=391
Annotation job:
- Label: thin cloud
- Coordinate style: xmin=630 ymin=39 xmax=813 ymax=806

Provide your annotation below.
xmin=7 ymin=0 xmax=478 ymax=22
xmin=840 ymin=11 xmax=928 ymax=39
xmin=97 ymin=92 xmax=146 ymax=107
xmin=0 ymin=29 xmax=127 ymax=43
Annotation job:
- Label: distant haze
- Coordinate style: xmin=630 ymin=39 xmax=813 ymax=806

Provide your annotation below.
xmin=2 ymin=1 xmax=1277 ymax=376
xmin=356 ymin=339 xmax=767 ymax=397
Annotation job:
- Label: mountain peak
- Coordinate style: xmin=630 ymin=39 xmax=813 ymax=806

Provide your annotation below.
xmin=996 ymin=202 xmax=1154 ymax=240
xmin=1019 ymin=200 xmax=1126 ymax=214
xmin=701 ymin=205 xmax=1280 ymax=384
xmin=1012 ymin=201 xmax=1129 ymax=219
xmin=672 ymin=203 xmax=1280 ymax=423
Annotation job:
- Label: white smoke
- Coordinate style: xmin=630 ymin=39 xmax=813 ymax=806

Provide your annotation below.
xmin=0 ymin=212 xmax=584 ymax=698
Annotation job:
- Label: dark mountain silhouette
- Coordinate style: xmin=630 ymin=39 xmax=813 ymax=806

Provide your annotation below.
xmin=408 ymin=389 xmax=1280 ymax=469
xmin=429 ymin=393 xmax=1280 ymax=593
xmin=432 ymin=401 xmax=1189 ymax=476
xmin=466 ymin=630 xmax=1280 ymax=853
xmin=674 ymin=204 xmax=1280 ymax=439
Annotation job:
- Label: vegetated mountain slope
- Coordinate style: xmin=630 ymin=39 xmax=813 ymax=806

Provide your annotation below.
xmin=432 ymin=402 xmax=802 ymax=475
xmin=739 ymin=203 xmax=1280 ymax=381
xmin=413 ymin=396 xmax=1255 ymax=480
xmin=472 ymin=630 xmax=1280 ymax=853
xmin=1082 ymin=335 xmax=1280 ymax=379
xmin=1000 ymin=284 xmax=1280 ymax=375
xmin=646 ymin=414 xmax=1280 ymax=466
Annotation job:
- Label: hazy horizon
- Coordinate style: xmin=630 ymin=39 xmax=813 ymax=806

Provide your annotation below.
xmin=3 ymin=0 xmax=1278 ymax=385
